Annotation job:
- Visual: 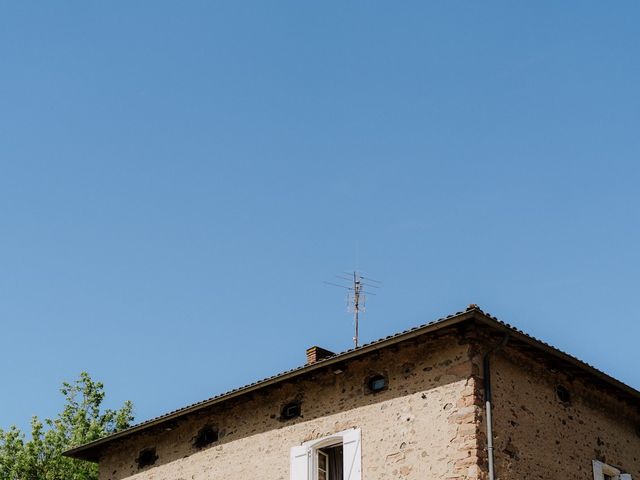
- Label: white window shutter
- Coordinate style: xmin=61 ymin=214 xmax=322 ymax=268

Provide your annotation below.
xmin=619 ymin=474 xmax=632 ymax=480
xmin=593 ymin=460 xmax=604 ymax=480
xmin=290 ymin=445 xmax=309 ymax=480
xmin=342 ymin=428 xmax=362 ymax=480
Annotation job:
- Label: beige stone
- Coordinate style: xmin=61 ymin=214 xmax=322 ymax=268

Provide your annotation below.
xmin=99 ymin=335 xmax=478 ymax=480
xmin=63 ymin=313 xmax=639 ymax=480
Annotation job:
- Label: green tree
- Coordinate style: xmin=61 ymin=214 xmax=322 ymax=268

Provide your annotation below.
xmin=0 ymin=372 xmax=133 ymax=480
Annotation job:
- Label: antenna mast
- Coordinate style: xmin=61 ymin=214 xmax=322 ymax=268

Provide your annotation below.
xmin=324 ymin=271 xmax=380 ymax=349
xmin=352 ymin=271 xmax=362 ymax=348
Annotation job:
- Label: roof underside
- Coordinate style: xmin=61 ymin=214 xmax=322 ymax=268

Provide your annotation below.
xmin=64 ymin=307 xmax=640 ymax=462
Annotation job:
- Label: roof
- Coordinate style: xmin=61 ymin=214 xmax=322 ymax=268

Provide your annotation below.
xmin=64 ymin=306 xmax=640 ymax=462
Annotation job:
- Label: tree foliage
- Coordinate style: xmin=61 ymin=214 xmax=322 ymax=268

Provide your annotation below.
xmin=0 ymin=372 xmax=134 ymax=480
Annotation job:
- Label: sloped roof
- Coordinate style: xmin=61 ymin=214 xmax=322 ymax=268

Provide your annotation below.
xmin=64 ymin=306 xmax=640 ymax=462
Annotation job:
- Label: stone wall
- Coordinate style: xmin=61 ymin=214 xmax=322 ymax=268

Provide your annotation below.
xmin=98 ymin=331 xmax=480 ymax=480
xmin=487 ymin=345 xmax=640 ymax=479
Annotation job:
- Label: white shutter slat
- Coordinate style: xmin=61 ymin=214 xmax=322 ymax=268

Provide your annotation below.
xmin=342 ymin=428 xmax=362 ymax=480
xmin=619 ymin=474 xmax=632 ymax=480
xmin=290 ymin=445 xmax=309 ymax=480
xmin=593 ymin=460 xmax=604 ymax=479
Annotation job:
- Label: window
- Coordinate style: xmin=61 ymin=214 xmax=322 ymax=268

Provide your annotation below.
xmin=366 ymin=374 xmax=388 ymax=394
xmin=593 ymin=460 xmax=632 ymax=480
xmin=282 ymin=401 xmax=301 ymax=420
xmin=193 ymin=425 xmax=218 ymax=449
xmin=555 ymin=385 xmax=571 ymax=404
xmin=290 ymin=428 xmax=361 ymax=480
xmin=136 ymin=448 xmax=158 ymax=469
xmin=317 ymin=449 xmax=329 ymax=480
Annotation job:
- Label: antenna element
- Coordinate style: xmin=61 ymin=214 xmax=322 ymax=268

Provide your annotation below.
xmin=351 ymin=271 xmax=362 ymax=348
xmin=324 ymin=271 xmax=380 ymax=348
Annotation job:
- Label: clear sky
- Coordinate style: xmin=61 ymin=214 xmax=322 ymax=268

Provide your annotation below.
xmin=1 ymin=2 xmax=639 ymax=433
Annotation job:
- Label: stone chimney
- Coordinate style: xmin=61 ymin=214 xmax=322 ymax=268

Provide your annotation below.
xmin=306 ymin=346 xmax=335 ymax=364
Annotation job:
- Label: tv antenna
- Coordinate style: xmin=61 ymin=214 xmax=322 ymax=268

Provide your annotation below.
xmin=324 ymin=271 xmax=381 ymax=348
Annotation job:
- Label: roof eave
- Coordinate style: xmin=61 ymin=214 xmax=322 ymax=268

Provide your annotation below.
xmin=474 ymin=315 xmax=640 ymax=401
xmin=65 ymin=308 xmax=640 ymax=462
xmin=64 ymin=309 xmax=477 ymax=462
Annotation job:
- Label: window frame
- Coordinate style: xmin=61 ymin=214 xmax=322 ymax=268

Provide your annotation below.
xmin=308 ymin=436 xmax=342 ymax=480
xmin=316 ymin=449 xmax=329 ymax=480
xmin=593 ymin=459 xmax=632 ymax=480
xmin=290 ymin=428 xmax=361 ymax=480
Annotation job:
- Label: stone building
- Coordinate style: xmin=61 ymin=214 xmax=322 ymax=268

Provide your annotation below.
xmin=65 ymin=305 xmax=639 ymax=479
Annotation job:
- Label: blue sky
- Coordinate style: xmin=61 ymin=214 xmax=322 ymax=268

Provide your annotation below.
xmin=1 ymin=2 xmax=639 ymax=433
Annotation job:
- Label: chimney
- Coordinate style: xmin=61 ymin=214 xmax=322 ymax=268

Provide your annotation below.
xmin=306 ymin=346 xmax=335 ymax=365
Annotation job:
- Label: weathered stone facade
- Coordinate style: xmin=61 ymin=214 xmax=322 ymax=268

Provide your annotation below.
xmin=488 ymin=346 xmax=639 ymax=478
xmin=99 ymin=331 xmax=482 ymax=480
xmin=67 ymin=310 xmax=639 ymax=480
